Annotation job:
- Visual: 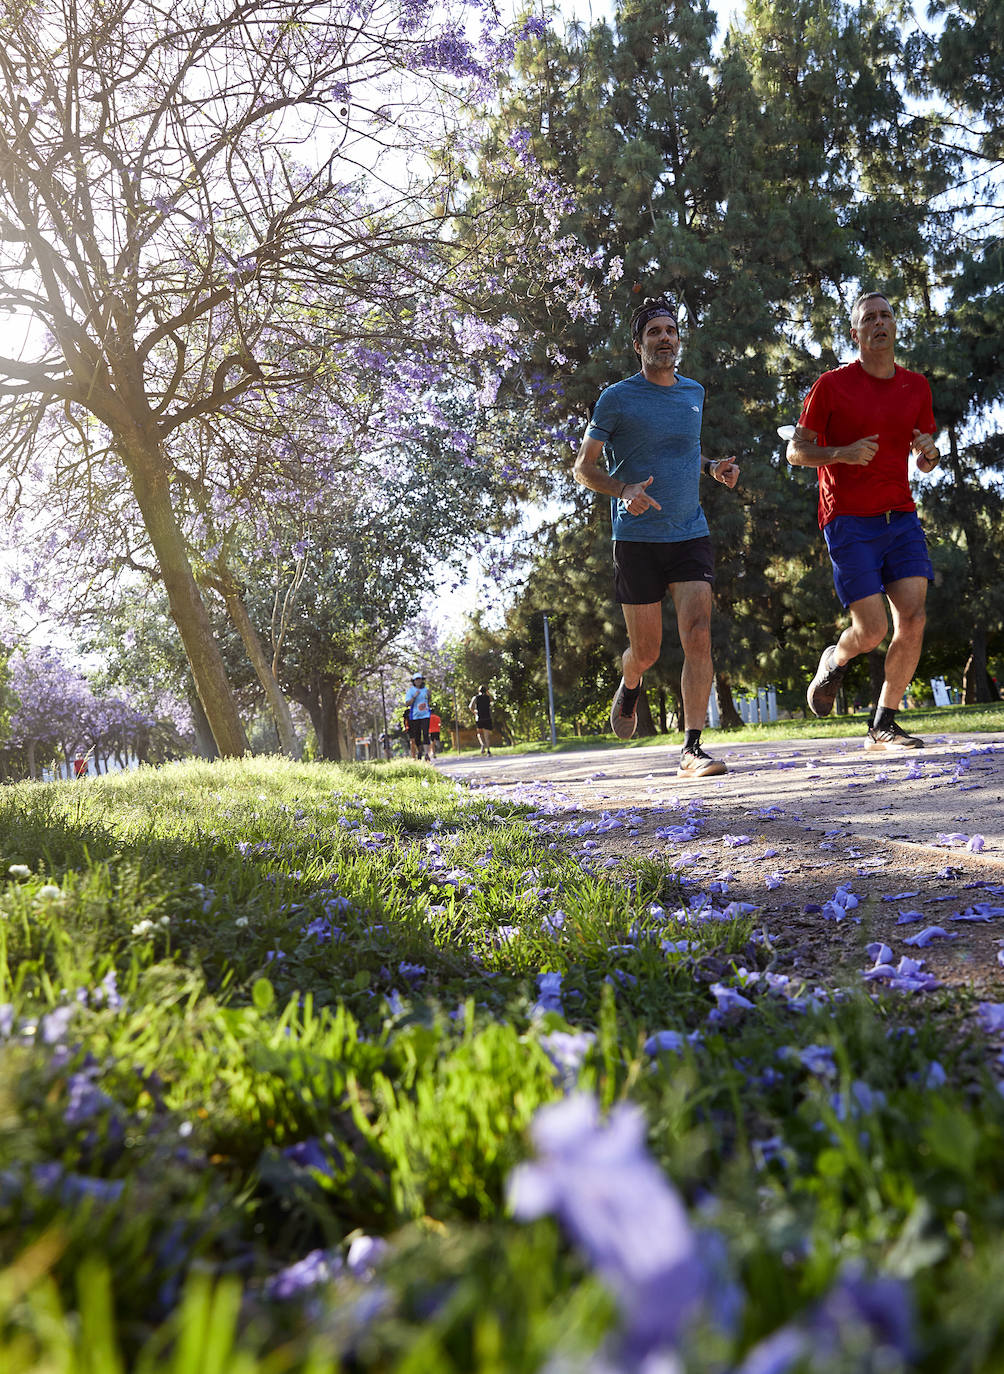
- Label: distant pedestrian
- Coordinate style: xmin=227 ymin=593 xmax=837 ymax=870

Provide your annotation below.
xmin=788 ymin=291 xmax=940 ymax=751
xmin=428 ymin=707 xmax=441 ymax=759
xmin=469 ymin=685 xmax=493 ymax=755
xmin=404 ymin=671 xmax=432 ymax=761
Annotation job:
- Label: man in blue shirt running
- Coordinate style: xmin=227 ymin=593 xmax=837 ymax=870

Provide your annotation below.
xmin=573 ymin=297 xmax=740 ymax=778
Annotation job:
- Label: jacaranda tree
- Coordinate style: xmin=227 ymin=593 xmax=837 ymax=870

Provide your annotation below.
xmin=0 ymin=0 xmax=589 ymax=756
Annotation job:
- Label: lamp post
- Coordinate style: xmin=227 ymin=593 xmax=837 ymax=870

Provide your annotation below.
xmin=542 ymin=612 xmax=557 ymax=746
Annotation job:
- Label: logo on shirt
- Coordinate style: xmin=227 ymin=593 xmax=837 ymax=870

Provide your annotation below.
xmin=691 ymin=405 xmax=700 ymax=412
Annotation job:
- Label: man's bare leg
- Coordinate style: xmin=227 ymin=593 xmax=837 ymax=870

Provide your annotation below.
xmin=876 ymin=577 xmax=928 ymax=707
xmin=670 ymin=580 xmax=714 ymax=729
xmin=621 ymin=601 xmax=663 ymax=685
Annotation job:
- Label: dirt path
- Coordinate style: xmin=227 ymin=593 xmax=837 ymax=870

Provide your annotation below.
xmin=436 ymin=731 xmax=1004 ymax=993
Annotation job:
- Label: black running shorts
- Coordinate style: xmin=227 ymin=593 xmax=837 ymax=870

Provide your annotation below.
xmin=612 ymin=537 xmax=716 ymax=606
xmin=408 ymin=717 xmax=431 ymax=745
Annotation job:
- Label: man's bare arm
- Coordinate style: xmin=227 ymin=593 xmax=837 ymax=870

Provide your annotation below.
xmin=786 ymin=424 xmax=879 ymax=469
xmin=573 ymin=435 xmax=662 ymax=513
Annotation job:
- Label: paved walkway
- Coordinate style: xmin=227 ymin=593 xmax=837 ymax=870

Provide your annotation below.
xmin=436 ymin=731 xmax=1004 ymax=858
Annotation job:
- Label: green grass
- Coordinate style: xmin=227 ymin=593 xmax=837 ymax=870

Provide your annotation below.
xmin=0 ymin=758 xmax=1003 ymax=1370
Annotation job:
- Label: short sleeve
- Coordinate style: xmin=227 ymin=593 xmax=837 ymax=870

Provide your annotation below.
xmin=798 ymin=373 xmax=831 ymax=437
xmin=585 ymin=387 xmax=619 ymax=442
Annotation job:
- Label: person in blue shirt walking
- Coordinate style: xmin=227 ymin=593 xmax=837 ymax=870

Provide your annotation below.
xmin=573 ymin=297 xmax=740 ymax=778
xmin=404 ymin=671 xmax=432 ymax=762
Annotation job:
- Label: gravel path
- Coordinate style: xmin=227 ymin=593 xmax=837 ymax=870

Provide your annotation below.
xmin=436 ymin=731 xmax=1004 ymax=993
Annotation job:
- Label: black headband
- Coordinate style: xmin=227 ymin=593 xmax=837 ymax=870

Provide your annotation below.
xmin=631 ymin=299 xmax=678 ymax=339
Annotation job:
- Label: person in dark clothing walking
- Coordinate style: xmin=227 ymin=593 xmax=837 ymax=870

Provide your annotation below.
xmin=469 ymin=685 xmax=493 ymax=755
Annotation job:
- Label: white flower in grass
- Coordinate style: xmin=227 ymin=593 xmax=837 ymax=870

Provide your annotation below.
xmin=8 ymin=864 xmax=31 ymax=879
xmin=34 ymin=884 xmax=65 ymax=904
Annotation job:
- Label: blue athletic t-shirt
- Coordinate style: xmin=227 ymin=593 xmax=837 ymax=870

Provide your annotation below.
xmin=405 ymin=684 xmax=430 ymax=720
xmin=585 ymin=372 xmax=708 ymax=543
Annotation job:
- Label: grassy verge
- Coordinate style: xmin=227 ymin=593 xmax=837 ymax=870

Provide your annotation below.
xmin=0 ymin=758 xmax=1003 ymax=1371
xmin=478 ymin=700 xmax=1004 ymax=756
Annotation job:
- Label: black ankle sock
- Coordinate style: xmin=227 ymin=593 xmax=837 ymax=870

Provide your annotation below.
xmin=873 ymin=706 xmax=897 ymax=732
xmin=683 ymin=729 xmax=702 ymax=754
xmin=621 ymin=681 xmax=642 ymax=709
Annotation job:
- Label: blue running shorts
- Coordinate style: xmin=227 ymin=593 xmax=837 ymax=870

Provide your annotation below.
xmin=822 ymin=510 xmax=933 ymax=608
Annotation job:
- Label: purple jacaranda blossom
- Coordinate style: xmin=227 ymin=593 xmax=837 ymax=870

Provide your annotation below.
xmin=881 ymin=891 xmax=920 ymax=902
xmin=863 ymin=956 xmax=941 ymax=991
xmin=541 ymin=909 xmax=567 ymax=938
xmin=903 ymin=926 xmax=956 ymax=948
xmin=605 ymin=969 xmax=638 ymax=990
xmin=866 ymin=942 xmax=894 ymax=966
xmin=708 ymin=984 xmax=755 ymax=1022
xmin=831 ymin=1080 xmax=886 ymax=1120
xmin=644 ymin=1030 xmax=685 ymax=1056
xmin=539 ymin=1030 xmax=596 ymax=1089
xmin=925 ymin=1061 xmax=948 ymax=1088
xmin=0 ymin=1005 xmax=15 ymax=1038
xmin=752 ymin=1136 xmax=786 ymax=1170
xmin=40 ymin=1004 xmax=75 ymax=1045
xmin=780 ymin=1044 xmax=837 ymax=1077
xmin=895 ymin=909 xmax=925 ymax=925
xmin=736 ymin=1270 xmax=914 ymax=1372
xmin=303 ymin=916 xmax=343 ymax=943
xmin=63 ymin=1071 xmax=117 ymax=1127
xmin=265 ymin=1248 xmax=342 ymax=1300
xmin=722 ymin=834 xmax=752 ymax=848
xmin=398 ymin=961 xmax=426 ymax=983
xmin=765 ymin=872 xmax=785 ymax=889
xmin=968 ymin=835 xmax=986 ymax=852
xmin=494 ymin=925 xmax=520 ymax=945
xmin=508 ymin=1094 xmax=723 ymax=1365
xmin=532 ymin=971 xmax=564 ymax=1019
xmin=936 ymin=832 xmax=971 ymax=847
xmin=346 ymin=1235 xmax=389 ymax=1278
xmin=822 ymin=884 xmax=860 ymax=922
xmin=977 ymin=1002 xmax=1004 ymax=1034
xmin=31 ymin=1163 xmax=124 ymax=1204
xmin=282 ymin=1138 xmax=336 ymax=1177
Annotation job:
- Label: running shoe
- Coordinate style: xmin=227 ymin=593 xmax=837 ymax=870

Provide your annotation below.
xmin=610 ymin=677 xmax=642 ymax=740
xmin=677 ymin=745 xmax=727 ymax=778
xmin=864 ymin=720 xmax=924 ymax=750
xmin=806 ymin=645 xmax=847 ymax=717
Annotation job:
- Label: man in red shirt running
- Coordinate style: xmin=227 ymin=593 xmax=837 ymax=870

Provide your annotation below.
xmin=787 ymin=292 xmax=941 ymax=750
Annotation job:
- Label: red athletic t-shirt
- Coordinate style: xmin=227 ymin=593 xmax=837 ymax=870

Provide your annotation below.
xmin=797 ymin=361 xmax=936 ymax=528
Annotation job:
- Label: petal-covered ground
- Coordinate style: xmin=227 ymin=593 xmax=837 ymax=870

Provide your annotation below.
xmin=438 ymin=731 xmax=1004 ymax=993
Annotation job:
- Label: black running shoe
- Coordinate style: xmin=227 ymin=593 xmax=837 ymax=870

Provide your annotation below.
xmin=677 ymin=745 xmax=727 ymax=778
xmin=864 ymin=720 xmax=924 ymax=751
xmin=610 ymin=677 xmax=642 ymax=740
xmin=806 ymin=645 xmax=847 ymax=717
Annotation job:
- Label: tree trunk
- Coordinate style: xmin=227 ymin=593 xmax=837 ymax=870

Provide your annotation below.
xmin=714 ymin=673 xmax=744 ymax=729
xmin=219 ymin=581 xmax=301 ymax=757
xmin=657 ymin=687 xmax=668 ymax=733
xmin=963 ymin=627 xmax=995 ymax=703
xmin=867 ymin=650 xmax=885 ymax=710
xmin=187 ymin=686 xmax=219 ymax=760
xmin=319 ymin=681 xmax=342 ymax=760
xmin=126 ymin=449 xmax=247 ymax=757
xmin=635 ymin=686 xmax=657 ymax=737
